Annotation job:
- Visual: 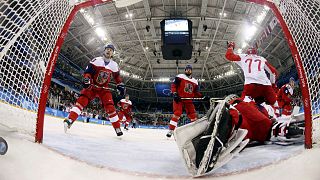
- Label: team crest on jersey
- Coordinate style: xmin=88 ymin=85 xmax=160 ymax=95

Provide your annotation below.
xmin=96 ymin=71 xmax=110 ymax=84
xmin=184 ymin=83 xmax=193 ymax=93
xmin=123 ymin=104 xmax=128 ymax=109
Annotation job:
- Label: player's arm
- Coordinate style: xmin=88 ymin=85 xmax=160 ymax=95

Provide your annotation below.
xmin=264 ymin=61 xmax=278 ymax=84
xmin=112 ymin=63 xmax=126 ymax=96
xmin=225 ymin=42 xmax=241 ymax=61
xmin=117 ymin=101 xmax=121 ymax=108
xmin=194 ymin=84 xmax=203 ymax=98
xmin=83 ymin=61 xmax=96 ymax=88
xmin=171 ymin=76 xmax=181 ymax=102
xmin=171 ymin=76 xmax=180 ymax=93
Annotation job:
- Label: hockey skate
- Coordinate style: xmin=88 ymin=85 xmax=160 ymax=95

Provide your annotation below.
xmin=63 ymin=119 xmax=73 ymax=133
xmin=166 ymin=130 xmax=173 ymax=138
xmin=114 ymin=128 xmax=123 ymax=136
xmin=124 ymin=125 xmax=129 ymax=131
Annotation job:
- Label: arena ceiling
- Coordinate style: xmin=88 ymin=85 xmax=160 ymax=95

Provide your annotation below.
xmin=61 ymin=0 xmax=294 ymax=102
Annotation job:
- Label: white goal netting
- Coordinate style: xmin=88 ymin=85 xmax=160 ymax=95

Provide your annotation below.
xmin=272 ymin=0 xmax=320 ymax=147
xmin=0 ymin=0 xmax=319 ymax=147
xmin=0 ymin=0 xmax=73 ymax=139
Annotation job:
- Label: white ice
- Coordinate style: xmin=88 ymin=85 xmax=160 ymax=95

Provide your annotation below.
xmin=1 ymin=115 xmax=320 ymax=180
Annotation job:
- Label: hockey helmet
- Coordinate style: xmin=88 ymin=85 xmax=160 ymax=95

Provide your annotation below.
xmin=185 ymin=64 xmax=193 ymax=71
xmin=105 ymin=44 xmax=115 ymax=52
xmin=246 ymin=47 xmax=257 ymax=55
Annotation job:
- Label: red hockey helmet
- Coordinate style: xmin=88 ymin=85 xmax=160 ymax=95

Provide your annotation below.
xmin=246 ymin=47 xmax=257 ymax=55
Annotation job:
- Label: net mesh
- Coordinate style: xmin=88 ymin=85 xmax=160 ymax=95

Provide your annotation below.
xmin=0 ymin=0 xmax=319 ymax=145
xmin=0 ymin=0 xmax=73 ymax=135
xmin=274 ymin=0 xmax=320 ymax=145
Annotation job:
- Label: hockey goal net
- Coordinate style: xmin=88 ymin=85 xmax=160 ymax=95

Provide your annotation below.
xmin=0 ymin=0 xmax=319 ymax=147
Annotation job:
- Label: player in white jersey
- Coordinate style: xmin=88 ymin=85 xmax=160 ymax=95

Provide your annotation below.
xmin=225 ymin=42 xmax=279 ymax=108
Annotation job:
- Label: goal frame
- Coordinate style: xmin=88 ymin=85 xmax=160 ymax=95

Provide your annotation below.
xmin=34 ymin=0 xmax=313 ymax=148
xmin=35 ymin=0 xmax=113 ymax=143
xmin=246 ymin=0 xmax=312 ymax=148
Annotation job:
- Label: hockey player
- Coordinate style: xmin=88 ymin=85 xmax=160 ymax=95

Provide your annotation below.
xmin=225 ymin=42 xmax=279 ymax=109
xmin=174 ymin=94 xmax=304 ymax=176
xmin=117 ymin=94 xmax=133 ymax=130
xmin=63 ymin=44 xmax=126 ymax=136
xmin=225 ymin=94 xmax=304 ymax=143
xmin=167 ymin=65 xmax=205 ymax=138
xmin=277 ymin=77 xmax=295 ymax=116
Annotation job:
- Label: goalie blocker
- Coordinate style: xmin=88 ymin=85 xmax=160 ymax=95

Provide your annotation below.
xmin=174 ymin=100 xmax=248 ymax=177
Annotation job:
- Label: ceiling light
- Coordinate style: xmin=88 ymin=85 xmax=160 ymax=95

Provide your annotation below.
xmin=244 ymin=24 xmax=257 ymax=40
xmin=95 ymin=27 xmax=105 ymax=39
xmin=219 ymin=12 xmax=227 ymax=17
xmin=242 ymin=42 xmax=248 ymax=48
xmin=145 ymin=46 xmax=149 ymax=50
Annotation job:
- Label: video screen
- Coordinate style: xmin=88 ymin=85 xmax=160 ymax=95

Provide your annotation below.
xmin=164 ymin=19 xmax=189 ymax=31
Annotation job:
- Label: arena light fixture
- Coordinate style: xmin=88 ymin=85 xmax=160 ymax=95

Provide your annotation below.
xmin=95 ymin=27 xmax=105 ymax=39
xmin=244 ymin=24 xmax=257 ymax=40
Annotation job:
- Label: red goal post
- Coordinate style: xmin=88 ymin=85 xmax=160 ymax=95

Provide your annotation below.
xmin=0 ymin=0 xmax=319 ymax=148
xmin=247 ymin=0 xmax=319 ymax=148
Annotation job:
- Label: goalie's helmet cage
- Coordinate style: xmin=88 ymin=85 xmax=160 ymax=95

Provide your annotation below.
xmin=224 ymin=94 xmax=239 ymax=105
xmin=0 ymin=0 xmax=318 ymax=148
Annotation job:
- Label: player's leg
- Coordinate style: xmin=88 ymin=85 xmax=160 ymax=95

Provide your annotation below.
xmin=64 ymin=89 xmax=94 ymax=132
xmin=99 ymin=91 xmax=123 ymax=136
xmin=123 ymin=113 xmax=132 ymax=130
xmin=185 ymin=102 xmax=197 ymax=122
xmin=167 ymin=101 xmax=182 ymax=137
xmin=232 ymin=101 xmax=272 ymax=142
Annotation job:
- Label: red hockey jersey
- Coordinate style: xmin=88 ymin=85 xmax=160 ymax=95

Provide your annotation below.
xmin=117 ymin=99 xmax=132 ymax=113
xmin=277 ymin=84 xmax=293 ymax=107
xmin=83 ymin=57 xmax=122 ymax=88
xmin=171 ymin=74 xmax=202 ymax=99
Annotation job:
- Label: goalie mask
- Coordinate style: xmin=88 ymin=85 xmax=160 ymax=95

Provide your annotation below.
xmin=224 ymin=94 xmax=239 ymax=104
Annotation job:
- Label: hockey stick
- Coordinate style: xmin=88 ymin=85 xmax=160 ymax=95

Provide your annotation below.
xmin=90 ymin=84 xmax=116 ymax=92
xmin=180 ymin=97 xmax=222 ymax=101
xmin=180 ymin=97 xmax=207 ymax=100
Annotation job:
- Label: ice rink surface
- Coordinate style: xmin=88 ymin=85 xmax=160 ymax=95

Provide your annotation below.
xmin=1 ymin=115 xmax=320 ymax=180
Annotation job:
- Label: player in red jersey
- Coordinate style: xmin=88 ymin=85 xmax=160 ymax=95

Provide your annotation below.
xmin=63 ymin=44 xmax=126 ymax=136
xmin=277 ymin=77 xmax=295 ymax=116
xmin=167 ymin=65 xmax=206 ymax=138
xmin=225 ymin=42 xmax=279 ymax=106
xmin=117 ymin=94 xmax=133 ymax=130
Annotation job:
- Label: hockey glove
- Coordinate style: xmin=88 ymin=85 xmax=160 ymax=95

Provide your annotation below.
xmin=203 ymin=96 xmax=210 ymax=101
xmin=227 ymin=41 xmax=235 ymax=50
xmin=83 ymin=77 xmax=91 ymax=89
xmin=173 ymin=92 xmax=181 ymax=103
xmin=117 ymin=83 xmax=126 ymax=97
